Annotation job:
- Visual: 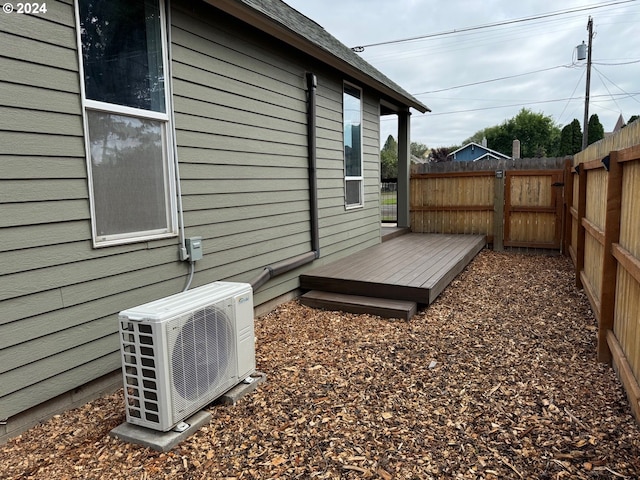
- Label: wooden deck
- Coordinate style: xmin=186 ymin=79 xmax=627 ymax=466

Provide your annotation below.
xmin=299 ymin=233 xmax=485 ymax=317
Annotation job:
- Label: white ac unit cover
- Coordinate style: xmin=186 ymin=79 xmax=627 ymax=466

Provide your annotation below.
xmin=118 ymin=282 xmax=255 ymax=431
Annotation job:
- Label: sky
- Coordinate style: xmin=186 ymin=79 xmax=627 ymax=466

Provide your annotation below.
xmin=284 ymin=0 xmax=640 ymax=149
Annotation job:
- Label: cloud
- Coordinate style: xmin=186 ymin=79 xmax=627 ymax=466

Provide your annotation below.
xmin=286 ymin=0 xmax=640 ymax=147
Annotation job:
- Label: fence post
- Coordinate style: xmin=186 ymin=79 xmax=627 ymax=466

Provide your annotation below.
xmin=597 ymin=150 xmax=623 ymax=364
xmin=575 ymin=164 xmax=587 ymax=289
xmin=493 ymin=171 xmax=505 ymax=251
xmin=563 ymin=158 xmax=574 ymax=256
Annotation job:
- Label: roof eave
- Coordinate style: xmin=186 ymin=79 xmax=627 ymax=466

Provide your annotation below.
xmin=201 ymin=0 xmax=430 ymax=113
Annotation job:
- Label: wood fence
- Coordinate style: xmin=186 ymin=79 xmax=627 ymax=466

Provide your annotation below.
xmin=410 ymin=171 xmax=496 ymax=240
xmin=410 ymin=131 xmax=640 ymax=424
xmin=410 ymin=157 xmax=568 ymax=249
xmin=569 ymin=121 xmax=640 ymax=422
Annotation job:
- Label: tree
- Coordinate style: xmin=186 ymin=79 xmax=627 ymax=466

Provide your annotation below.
xmin=430 ymin=147 xmax=452 ymax=163
xmin=465 ymin=108 xmax=561 ymax=158
xmin=380 ymin=135 xmax=398 ymax=180
xmin=623 ymin=115 xmax=640 ymax=128
xmin=411 ymin=142 xmax=429 ymax=159
xmin=587 ymin=114 xmax=604 ymax=145
xmin=559 ymin=119 xmax=582 ymax=155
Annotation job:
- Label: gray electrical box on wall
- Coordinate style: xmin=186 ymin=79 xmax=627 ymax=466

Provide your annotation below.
xmin=185 ymin=236 xmax=203 ymax=262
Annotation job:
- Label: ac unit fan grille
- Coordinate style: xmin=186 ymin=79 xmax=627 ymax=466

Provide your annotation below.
xmin=168 ymin=305 xmax=237 ymax=419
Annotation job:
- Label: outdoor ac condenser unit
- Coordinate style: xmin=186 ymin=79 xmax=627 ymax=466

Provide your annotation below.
xmin=118 ymin=282 xmax=255 ymax=432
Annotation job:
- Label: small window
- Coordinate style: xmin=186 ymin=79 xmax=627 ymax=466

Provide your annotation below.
xmin=77 ymin=0 xmax=176 ymax=246
xmin=343 ymin=83 xmax=363 ymax=208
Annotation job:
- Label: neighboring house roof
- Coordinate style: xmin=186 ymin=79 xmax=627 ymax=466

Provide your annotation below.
xmin=606 ymin=114 xmax=626 ymax=138
xmin=613 ymin=114 xmax=625 ymax=132
xmin=470 ymin=152 xmax=506 ymax=162
xmin=448 ymin=142 xmax=511 ymax=162
xmin=203 ymin=0 xmax=430 ymax=114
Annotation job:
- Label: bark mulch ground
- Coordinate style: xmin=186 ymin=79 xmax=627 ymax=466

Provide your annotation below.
xmin=1 ymin=250 xmax=639 ymax=479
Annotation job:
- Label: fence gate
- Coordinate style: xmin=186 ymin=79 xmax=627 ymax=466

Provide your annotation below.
xmin=504 ymin=170 xmax=564 ymax=249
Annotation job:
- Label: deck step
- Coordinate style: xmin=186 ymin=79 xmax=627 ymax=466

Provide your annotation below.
xmin=300 ymin=290 xmax=417 ymax=321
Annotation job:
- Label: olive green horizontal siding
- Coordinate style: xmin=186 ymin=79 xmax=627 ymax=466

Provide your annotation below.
xmin=0 ymin=2 xmax=128 ymax=420
xmin=2 ymin=275 xmax=189 ymax=349
xmin=198 ymin=231 xmax=313 ymax=276
xmin=171 ymin=9 xmax=306 ymax=88
xmin=0 ymin=84 xmax=81 ymax=116
xmin=1 ymin=0 xmax=389 ymax=423
xmin=173 ymin=78 xmax=304 ymax=127
xmin=180 ymin=162 xmax=309 ymax=180
xmin=0 ymin=179 xmax=87 ymax=203
xmin=1 ymin=318 xmax=116 ymax=375
xmin=177 ymin=148 xmax=307 ymax=168
xmin=0 ymin=221 xmax=90 ymax=253
xmin=184 ymin=202 xmax=308 ymax=231
xmin=1 ymin=333 xmax=118 ymax=390
xmin=1 ymin=0 xmax=75 ymax=32
xmin=2 ymin=156 xmax=87 ymax=179
xmin=182 ymin=190 xmax=308 ymax=210
xmin=0 ymin=352 xmax=122 ymax=422
xmin=0 ymin=239 xmax=166 ymax=277
xmin=0 ymin=57 xmax=79 ymax=92
xmin=169 ymin=0 xmax=383 ymax=308
xmin=174 ymin=110 xmax=305 ymax=148
xmin=320 ymin=214 xmax=381 ymax=238
xmin=0 ymin=30 xmax=77 ymax=71
xmin=0 ymin=108 xmax=83 ymax=136
xmin=181 ymin=178 xmax=310 ymax=195
xmin=173 ymin=59 xmax=305 ymax=113
xmin=204 ymin=223 xmax=311 ymax=251
xmin=171 ymin=2 xmax=315 ymax=296
xmin=0 ymin=200 xmax=89 ymax=228
xmin=1 ymin=244 xmax=179 ymax=302
xmin=175 ymin=97 xmax=304 ymax=137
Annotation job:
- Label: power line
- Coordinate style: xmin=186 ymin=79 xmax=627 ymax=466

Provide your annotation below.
xmin=557 ymin=69 xmax=586 ymax=125
xmin=411 ymin=58 xmax=639 ymax=96
xmin=593 ymin=65 xmax=640 ymax=104
xmin=352 ymin=0 xmax=637 ymax=51
xmin=594 ymin=59 xmax=640 ymax=65
xmin=409 ymin=92 xmax=640 ymax=118
xmin=594 ymin=68 xmax=623 ymax=113
xmin=413 ymin=65 xmax=573 ymax=95
xmin=363 ymin=19 xmax=578 ymax=64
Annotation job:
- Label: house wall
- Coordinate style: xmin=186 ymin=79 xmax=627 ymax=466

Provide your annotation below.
xmin=0 ymin=0 xmax=382 ymax=437
xmin=169 ymin=1 xmax=383 ymax=305
xmin=452 ymin=145 xmax=492 ymax=162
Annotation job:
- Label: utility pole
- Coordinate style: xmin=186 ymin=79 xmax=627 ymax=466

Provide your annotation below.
xmin=582 ymin=16 xmax=593 ymax=150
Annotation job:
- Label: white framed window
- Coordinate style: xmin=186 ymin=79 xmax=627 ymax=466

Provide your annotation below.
xmin=76 ymin=0 xmax=177 ymax=247
xmin=343 ymin=83 xmax=363 ymax=208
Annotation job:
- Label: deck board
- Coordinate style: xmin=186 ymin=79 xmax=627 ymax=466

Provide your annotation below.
xmin=410 ymin=236 xmax=477 ymax=288
xmin=367 ymin=236 xmax=445 ymax=284
xmin=387 ymin=239 xmax=455 ymax=286
xmin=300 ymin=234 xmax=486 ymax=305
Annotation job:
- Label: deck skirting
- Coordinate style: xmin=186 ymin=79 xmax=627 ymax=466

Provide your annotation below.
xmin=300 ymin=290 xmax=417 ymax=320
